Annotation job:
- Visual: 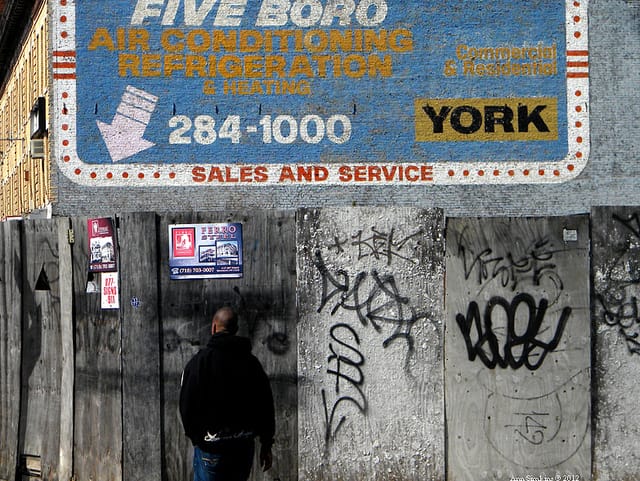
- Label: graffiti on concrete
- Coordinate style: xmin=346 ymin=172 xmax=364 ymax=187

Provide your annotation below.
xmin=313 ymin=250 xmax=427 ymax=354
xmin=321 ymin=323 xmax=367 ymax=444
xmin=594 ymin=212 xmax=640 ymax=355
xmin=313 ymin=223 xmax=433 ymax=448
xmin=325 ymin=226 xmax=424 ymax=265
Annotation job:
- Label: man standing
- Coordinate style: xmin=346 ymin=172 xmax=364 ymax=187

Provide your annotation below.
xmin=180 ymin=306 xmax=275 ymax=481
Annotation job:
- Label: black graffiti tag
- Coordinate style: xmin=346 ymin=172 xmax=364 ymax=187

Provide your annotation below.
xmin=456 ymin=293 xmax=571 ymax=370
xmin=351 ymin=227 xmax=424 ymax=265
xmin=504 ymin=411 xmax=551 ymax=445
xmin=313 ymin=250 xmax=425 ymax=355
xmin=614 ymin=212 xmax=640 ymax=239
xmin=322 ymin=323 xmax=367 ymax=445
xmin=456 ymin=228 xmax=564 ymax=301
xmin=595 ymin=213 xmax=640 ymax=355
xmin=325 ymin=227 xmax=423 ymax=266
xmin=596 ymin=295 xmax=640 ymax=354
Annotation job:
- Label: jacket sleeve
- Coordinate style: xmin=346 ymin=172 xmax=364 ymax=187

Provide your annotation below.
xmin=252 ymin=356 xmax=276 ymax=449
xmin=179 ymin=361 xmax=201 ymax=443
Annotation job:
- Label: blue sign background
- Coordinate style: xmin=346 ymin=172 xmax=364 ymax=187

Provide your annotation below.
xmin=75 ymin=0 xmax=567 ymax=165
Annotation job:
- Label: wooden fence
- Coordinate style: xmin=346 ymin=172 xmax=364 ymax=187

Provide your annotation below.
xmin=3 ymin=207 xmax=640 ymax=481
xmin=0 ymin=211 xmax=297 ymax=481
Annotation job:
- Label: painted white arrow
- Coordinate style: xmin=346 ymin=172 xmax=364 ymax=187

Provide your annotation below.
xmin=97 ymin=85 xmax=158 ymax=162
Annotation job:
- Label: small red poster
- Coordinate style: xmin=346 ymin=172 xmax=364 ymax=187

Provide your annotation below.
xmin=88 ymin=217 xmax=117 ymax=272
xmin=172 ymin=227 xmax=195 ymax=258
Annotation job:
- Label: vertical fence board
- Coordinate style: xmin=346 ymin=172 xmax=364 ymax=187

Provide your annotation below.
xmin=444 ymin=216 xmax=591 ymax=481
xmin=158 ymin=212 xmax=199 ymax=481
xmin=592 ymin=206 xmax=640 ymax=481
xmin=71 ymin=217 xmax=122 ymax=481
xmin=20 ymin=219 xmax=63 ymax=481
xmin=297 ymin=207 xmax=446 ymax=481
xmin=159 ymin=211 xmax=297 ymax=481
xmin=118 ymin=212 xmax=162 ymax=481
xmin=57 ymin=219 xmax=74 ymax=481
xmin=0 ymin=220 xmax=22 ymax=481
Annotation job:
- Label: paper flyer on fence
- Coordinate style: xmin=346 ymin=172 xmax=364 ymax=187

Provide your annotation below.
xmin=169 ymin=222 xmax=243 ymax=280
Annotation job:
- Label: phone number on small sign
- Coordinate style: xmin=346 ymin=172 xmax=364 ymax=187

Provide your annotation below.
xmin=172 ymin=266 xmax=218 ymax=274
xmin=169 ymin=114 xmax=352 ymax=145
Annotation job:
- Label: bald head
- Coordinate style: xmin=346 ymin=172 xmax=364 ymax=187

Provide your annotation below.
xmin=211 ymin=306 xmax=238 ymax=335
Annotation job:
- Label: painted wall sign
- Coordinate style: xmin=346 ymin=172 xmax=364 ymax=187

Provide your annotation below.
xmin=53 ymin=1 xmax=589 ymax=186
xmin=168 ymin=222 xmax=243 ymax=279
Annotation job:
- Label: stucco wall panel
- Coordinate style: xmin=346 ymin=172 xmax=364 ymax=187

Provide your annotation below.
xmin=592 ymin=206 xmax=640 ymax=481
xmin=297 ymin=207 xmax=445 ymax=481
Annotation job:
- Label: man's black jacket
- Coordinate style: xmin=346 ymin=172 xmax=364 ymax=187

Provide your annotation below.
xmin=179 ymin=332 xmax=275 ymax=451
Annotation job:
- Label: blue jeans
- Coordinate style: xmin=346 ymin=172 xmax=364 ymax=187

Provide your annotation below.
xmin=193 ymin=440 xmax=255 ymax=481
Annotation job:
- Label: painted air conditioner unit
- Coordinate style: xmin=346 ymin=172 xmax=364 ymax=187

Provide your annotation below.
xmin=30 ymin=139 xmax=45 ymax=158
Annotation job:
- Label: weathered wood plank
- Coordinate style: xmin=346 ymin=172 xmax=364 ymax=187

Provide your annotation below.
xmin=592 ymin=206 xmax=640 ymax=481
xmin=444 ymin=216 xmax=591 ymax=481
xmin=71 ymin=217 xmax=122 ymax=481
xmin=0 ymin=220 xmax=22 ymax=481
xmin=160 ymin=211 xmax=230 ymax=481
xmin=159 ymin=211 xmax=297 ymax=481
xmin=57 ymin=219 xmax=74 ymax=481
xmin=297 ymin=207 xmax=446 ymax=481
xmin=19 ymin=218 xmax=63 ymax=481
xmin=118 ymin=212 xmax=162 ymax=481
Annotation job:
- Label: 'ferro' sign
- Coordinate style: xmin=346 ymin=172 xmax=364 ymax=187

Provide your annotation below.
xmin=52 ymin=0 xmax=589 ymax=186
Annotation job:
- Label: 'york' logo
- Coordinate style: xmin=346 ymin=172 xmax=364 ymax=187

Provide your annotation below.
xmin=414 ymin=97 xmax=558 ymax=142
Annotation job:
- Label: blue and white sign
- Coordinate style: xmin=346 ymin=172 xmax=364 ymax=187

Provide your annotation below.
xmin=53 ymin=0 xmax=589 ymax=185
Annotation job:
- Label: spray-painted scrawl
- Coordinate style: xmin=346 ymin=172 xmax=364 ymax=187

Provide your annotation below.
xmin=297 ymin=207 xmax=445 ymax=481
xmin=445 ymin=216 xmax=591 ymax=481
xmin=591 ymin=208 xmax=640 ymax=481
xmin=593 ymin=210 xmax=640 ymax=355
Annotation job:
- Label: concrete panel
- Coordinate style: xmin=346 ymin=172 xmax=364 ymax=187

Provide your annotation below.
xmin=445 ymin=216 xmax=591 ymax=481
xmin=592 ymin=206 xmax=640 ymax=481
xmin=297 ymin=207 xmax=445 ymax=481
